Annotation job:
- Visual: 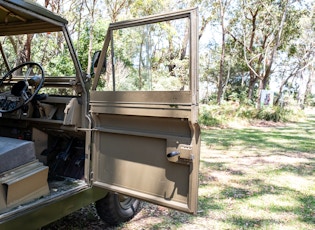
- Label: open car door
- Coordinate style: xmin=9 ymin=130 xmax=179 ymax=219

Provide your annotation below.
xmin=90 ymin=8 xmax=200 ymax=214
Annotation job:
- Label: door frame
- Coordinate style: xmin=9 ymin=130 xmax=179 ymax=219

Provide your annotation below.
xmin=90 ymin=8 xmax=200 ymax=214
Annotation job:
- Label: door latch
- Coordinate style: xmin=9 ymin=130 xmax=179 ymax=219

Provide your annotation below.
xmin=167 ymin=144 xmax=193 ymax=164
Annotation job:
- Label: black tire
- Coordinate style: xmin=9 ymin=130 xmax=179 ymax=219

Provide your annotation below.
xmin=95 ymin=192 xmax=143 ymax=226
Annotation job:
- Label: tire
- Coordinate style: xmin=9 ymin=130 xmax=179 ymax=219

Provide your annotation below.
xmin=95 ymin=192 xmax=143 ymax=226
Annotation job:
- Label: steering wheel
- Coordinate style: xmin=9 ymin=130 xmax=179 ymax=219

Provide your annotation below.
xmin=0 ymin=62 xmax=45 ymax=113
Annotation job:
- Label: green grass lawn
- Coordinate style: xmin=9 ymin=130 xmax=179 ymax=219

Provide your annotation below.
xmin=195 ymin=113 xmax=315 ymax=230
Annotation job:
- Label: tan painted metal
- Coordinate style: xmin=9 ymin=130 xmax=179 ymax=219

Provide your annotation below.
xmin=91 ymin=8 xmax=200 ymax=214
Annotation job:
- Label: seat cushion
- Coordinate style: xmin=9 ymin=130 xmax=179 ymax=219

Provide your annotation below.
xmin=0 ymin=137 xmax=36 ymax=174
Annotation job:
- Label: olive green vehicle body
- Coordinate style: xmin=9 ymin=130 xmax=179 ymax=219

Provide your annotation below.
xmin=0 ymin=0 xmax=200 ymax=229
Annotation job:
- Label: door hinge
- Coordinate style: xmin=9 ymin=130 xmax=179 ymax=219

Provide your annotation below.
xmin=90 ymin=171 xmax=94 ymax=182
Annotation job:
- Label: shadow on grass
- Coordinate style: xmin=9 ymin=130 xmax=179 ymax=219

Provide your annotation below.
xmin=199 ymin=157 xmax=314 ymax=226
xmin=198 ymin=196 xmax=223 ymax=217
xmin=272 ymin=162 xmax=315 ymax=176
xmin=202 ymin=128 xmax=265 ymax=149
xmin=295 ymin=113 xmax=315 ymax=133
xmin=200 ymin=160 xmax=245 ymax=175
xmin=138 ymin=197 xmax=223 ymax=229
xmin=266 ymin=193 xmax=315 ymax=225
xmin=138 ymin=191 xmax=314 ymax=229
xmin=197 ymin=114 xmax=315 ymax=228
xmin=227 ymin=216 xmax=280 ymax=229
xmin=220 ymin=180 xmax=288 ymax=200
xmin=297 ymin=194 xmax=315 ymax=224
xmin=203 ymin=127 xmax=315 ymax=154
xmin=219 ymin=183 xmax=315 ymax=228
xmin=200 ymin=160 xmax=228 ymax=171
xmin=139 ymin=196 xmax=223 ymax=226
xmin=202 ymin=112 xmax=315 ymax=154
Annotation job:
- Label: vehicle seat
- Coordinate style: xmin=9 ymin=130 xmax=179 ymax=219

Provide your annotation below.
xmin=0 ymin=137 xmax=36 ymax=174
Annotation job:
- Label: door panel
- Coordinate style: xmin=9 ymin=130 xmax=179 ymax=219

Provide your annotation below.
xmin=91 ymin=8 xmax=200 ymax=214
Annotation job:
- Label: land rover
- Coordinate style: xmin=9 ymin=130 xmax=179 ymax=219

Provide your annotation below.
xmin=0 ymin=1 xmax=200 ymax=229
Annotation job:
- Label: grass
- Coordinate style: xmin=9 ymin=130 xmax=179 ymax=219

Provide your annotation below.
xmin=44 ymin=110 xmax=315 ymax=230
xmin=194 ymin=113 xmax=314 ymax=230
xmin=198 ymin=103 xmax=305 ymax=127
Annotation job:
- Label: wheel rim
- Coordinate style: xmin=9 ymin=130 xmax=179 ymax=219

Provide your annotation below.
xmin=118 ymin=195 xmax=136 ymax=210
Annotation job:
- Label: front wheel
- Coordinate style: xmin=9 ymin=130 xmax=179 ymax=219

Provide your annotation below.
xmin=95 ymin=192 xmax=143 ymax=226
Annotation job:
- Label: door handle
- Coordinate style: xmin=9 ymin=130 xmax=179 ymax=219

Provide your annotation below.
xmin=167 ymin=151 xmax=180 ymax=158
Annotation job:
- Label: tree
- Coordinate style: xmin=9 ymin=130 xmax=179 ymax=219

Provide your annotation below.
xmin=275 ymin=4 xmax=315 ymax=106
xmin=104 ymin=0 xmax=133 ymax=22
xmin=227 ymin=0 xmax=303 ymax=104
xmin=84 ymin=0 xmax=98 ymax=75
xmin=19 ymin=0 xmax=314 ymax=108
xmin=217 ymin=0 xmax=232 ymax=104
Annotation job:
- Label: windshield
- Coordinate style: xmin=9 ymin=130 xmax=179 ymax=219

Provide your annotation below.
xmin=0 ymin=31 xmax=75 ymax=77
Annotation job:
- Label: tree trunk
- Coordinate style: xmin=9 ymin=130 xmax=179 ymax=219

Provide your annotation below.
xmin=248 ymin=70 xmax=257 ymax=100
xmin=303 ymin=65 xmax=314 ymax=106
xmin=217 ymin=0 xmax=227 ymax=105
xmin=86 ymin=0 xmax=97 ymax=75
xmin=24 ymin=34 xmax=33 ymax=62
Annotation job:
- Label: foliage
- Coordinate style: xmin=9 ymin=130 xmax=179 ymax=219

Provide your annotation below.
xmin=2 ymin=0 xmax=313 ymax=105
xmin=255 ymin=106 xmax=293 ymax=122
xmin=0 ymin=32 xmax=76 ymax=77
xmin=96 ymin=17 xmax=190 ymax=91
xmin=306 ymin=94 xmax=315 ymax=107
xmin=199 ymin=102 xmax=305 ymax=127
xmin=199 ymin=0 xmax=314 ymax=106
xmin=199 ymin=103 xmax=245 ymax=127
xmin=199 ymin=104 xmax=222 ymax=126
xmin=2 ymin=0 xmax=312 ymax=107
xmin=75 ymin=18 xmax=108 ymax=73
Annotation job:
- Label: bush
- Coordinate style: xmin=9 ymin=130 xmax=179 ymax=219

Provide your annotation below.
xmin=198 ymin=102 xmax=242 ymax=127
xmin=255 ymin=106 xmax=305 ymax=122
xmin=198 ymin=103 xmax=305 ymax=127
xmin=306 ymin=94 xmax=315 ymax=107
xmin=255 ymin=107 xmax=282 ymax=122
xmin=199 ymin=104 xmax=222 ymax=126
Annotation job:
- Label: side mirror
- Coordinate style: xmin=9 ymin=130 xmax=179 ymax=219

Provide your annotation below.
xmin=91 ymin=51 xmax=106 ymax=76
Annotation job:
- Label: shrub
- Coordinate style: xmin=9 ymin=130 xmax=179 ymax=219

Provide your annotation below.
xmin=199 ymin=104 xmax=222 ymax=126
xmin=198 ymin=103 xmax=305 ymax=127
xmin=255 ymin=106 xmax=304 ymax=122
xmin=198 ymin=103 xmax=241 ymax=127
